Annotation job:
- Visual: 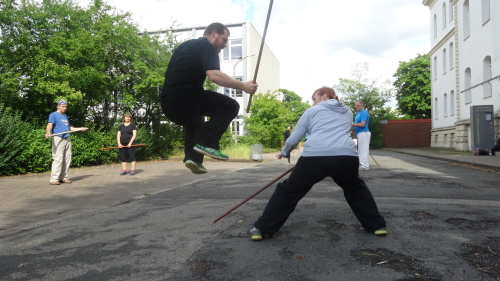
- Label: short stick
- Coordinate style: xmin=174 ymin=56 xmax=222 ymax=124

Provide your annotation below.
xmin=370 ymin=154 xmax=381 ymax=167
xmin=213 ymin=165 xmax=294 ymax=223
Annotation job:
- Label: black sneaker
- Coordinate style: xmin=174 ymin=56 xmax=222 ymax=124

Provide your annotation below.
xmin=193 ymin=144 xmax=229 ymax=161
xmin=120 ymin=171 xmax=127 ymax=175
xmin=130 ymin=171 xmax=136 ymax=176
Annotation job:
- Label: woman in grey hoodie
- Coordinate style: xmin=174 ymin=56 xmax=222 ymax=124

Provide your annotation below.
xmin=250 ymin=86 xmax=387 ymax=240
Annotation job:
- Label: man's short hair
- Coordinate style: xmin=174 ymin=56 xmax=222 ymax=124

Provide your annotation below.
xmin=57 ymin=99 xmax=67 ymax=105
xmin=203 ymin=22 xmax=230 ymax=36
xmin=356 ymin=100 xmax=364 ymax=106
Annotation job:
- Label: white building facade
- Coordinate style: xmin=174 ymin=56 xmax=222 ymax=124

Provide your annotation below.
xmin=423 ymin=0 xmax=500 ymax=151
xmin=151 ymin=22 xmax=280 ymax=136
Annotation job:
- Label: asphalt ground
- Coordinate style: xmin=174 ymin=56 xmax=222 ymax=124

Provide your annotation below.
xmin=1 ymin=149 xmax=500 ymax=281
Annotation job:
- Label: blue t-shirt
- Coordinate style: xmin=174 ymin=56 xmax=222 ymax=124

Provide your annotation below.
xmin=354 ymin=109 xmax=370 ymax=134
xmin=48 ymin=112 xmax=70 ymax=137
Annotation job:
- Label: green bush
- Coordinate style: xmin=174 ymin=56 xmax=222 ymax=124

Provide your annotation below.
xmin=16 ymin=128 xmax=52 ymax=174
xmin=70 ymin=126 xmax=116 ymax=167
xmin=0 ymin=104 xmax=30 ymax=175
xmin=135 ymin=122 xmax=184 ymax=161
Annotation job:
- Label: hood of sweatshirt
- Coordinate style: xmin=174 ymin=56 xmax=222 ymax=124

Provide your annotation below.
xmin=319 ymin=99 xmax=350 ymax=114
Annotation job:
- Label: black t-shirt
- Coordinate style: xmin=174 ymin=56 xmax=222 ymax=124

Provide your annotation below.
xmin=161 ymin=37 xmax=220 ymax=97
xmin=119 ymin=123 xmax=137 ymax=144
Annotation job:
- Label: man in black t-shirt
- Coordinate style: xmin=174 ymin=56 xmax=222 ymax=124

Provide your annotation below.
xmin=161 ymin=22 xmax=258 ymax=174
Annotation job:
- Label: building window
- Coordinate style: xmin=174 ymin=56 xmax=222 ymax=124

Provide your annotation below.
xmin=450 ymin=90 xmax=455 ymax=115
xmin=443 ymin=48 xmax=447 ymax=74
xmin=483 ymin=56 xmax=492 ymax=98
xmin=434 ymin=56 xmax=438 ymax=80
xmin=434 ymin=14 xmax=438 ymax=38
xmin=443 ymin=2 xmax=447 ymax=29
xmin=444 ymin=93 xmax=448 ymax=117
xmin=449 ymin=42 xmax=454 ymax=70
xmin=435 ymin=97 xmax=439 ymax=119
xmin=449 ymin=0 xmax=454 ymax=22
xmin=463 ymin=0 xmax=470 ymax=39
xmin=221 ymin=77 xmax=243 ymax=98
xmin=482 ymin=0 xmax=490 ymax=24
xmin=464 ymin=67 xmax=472 ymax=104
xmin=222 ymin=39 xmax=243 ymax=61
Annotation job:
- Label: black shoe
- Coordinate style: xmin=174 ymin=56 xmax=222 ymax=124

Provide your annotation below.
xmin=120 ymin=171 xmax=127 ymax=175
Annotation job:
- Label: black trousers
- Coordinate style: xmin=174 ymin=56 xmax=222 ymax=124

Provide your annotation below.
xmin=254 ymin=156 xmax=386 ymax=236
xmin=161 ymin=88 xmax=239 ymax=163
xmin=119 ymin=145 xmax=136 ymax=162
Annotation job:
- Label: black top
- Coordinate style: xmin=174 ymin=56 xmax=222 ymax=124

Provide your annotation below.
xmin=284 ymin=129 xmax=291 ymax=141
xmin=119 ymin=123 xmax=137 ymax=144
xmin=161 ymin=37 xmax=220 ymax=97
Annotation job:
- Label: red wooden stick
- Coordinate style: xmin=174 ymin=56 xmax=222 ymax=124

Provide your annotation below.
xmin=213 ymin=165 xmax=294 ymax=223
xmin=98 ymin=144 xmax=147 ymax=150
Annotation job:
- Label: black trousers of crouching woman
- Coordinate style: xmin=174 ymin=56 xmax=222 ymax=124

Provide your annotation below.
xmin=254 ymin=156 xmax=386 ymax=236
xmin=161 ymin=88 xmax=239 ymax=164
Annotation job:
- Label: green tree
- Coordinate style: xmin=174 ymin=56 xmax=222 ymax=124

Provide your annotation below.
xmin=0 ymin=0 xmax=177 ymax=130
xmin=333 ymin=63 xmax=394 ymax=149
xmin=393 ymin=54 xmax=431 ymax=119
xmin=278 ymin=89 xmax=310 ymax=127
xmin=244 ymin=92 xmax=292 ymax=149
xmin=334 ymin=63 xmax=392 ymax=112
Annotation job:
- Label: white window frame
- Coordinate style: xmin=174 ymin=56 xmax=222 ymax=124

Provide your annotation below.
xmin=434 ymin=14 xmax=438 ymax=38
xmin=443 ymin=48 xmax=447 ymax=75
xmin=222 ymin=39 xmax=243 ymax=62
xmin=444 ymin=93 xmax=448 ymax=117
xmin=449 ymin=0 xmax=454 ymax=22
xmin=449 ymin=42 xmax=454 ymax=70
xmin=464 ymin=68 xmax=472 ymax=104
xmin=450 ymin=90 xmax=455 ymax=115
xmin=463 ymin=0 xmax=470 ymax=39
xmin=442 ymin=2 xmax=447 ymax=29
xmin=482 ymin=0 xmax=490 ymax=25
xmin=435 ymin=97 xmax=439 ymax=119
xmin=483 ymin=56 xmax=492 ymax=98
xmin=434 ymin=56 xmax=438 ymax=80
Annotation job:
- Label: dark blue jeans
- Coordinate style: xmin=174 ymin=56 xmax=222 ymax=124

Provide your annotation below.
xmin=161 ymin=88 xmax=239 ymax=164
xmin=254 ymin=156 xmax=386 ymax=236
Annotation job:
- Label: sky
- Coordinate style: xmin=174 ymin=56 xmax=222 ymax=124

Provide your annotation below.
xmin=79 ymin=0 xmax=431 ymax=104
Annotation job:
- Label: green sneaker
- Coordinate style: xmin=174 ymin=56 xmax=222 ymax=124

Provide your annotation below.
xmin=185 ymin=160 xmax=207 ymax=174
xmin=250 ymin=227 xmax=263 ymax=241
xmin=193 ymin=144 xmax=229 ymax=161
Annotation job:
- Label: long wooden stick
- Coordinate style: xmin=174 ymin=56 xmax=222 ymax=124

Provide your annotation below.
xmin=98 ymin=144 xmax=147 ymax=150
xmin=49 ymin=128 xmax=87 ymax=137
xmin=246 ymin=0 xmax=274 ymax=113
xmin=213 ymin=165 xmax=294 ymax=223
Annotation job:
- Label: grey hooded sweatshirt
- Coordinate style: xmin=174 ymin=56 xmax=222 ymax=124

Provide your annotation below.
xmin=281 ymin=99 xmax=358 ymax=157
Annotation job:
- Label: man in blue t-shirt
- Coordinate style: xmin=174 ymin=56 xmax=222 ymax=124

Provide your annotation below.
xmin=160 ymin=22 xmax=258 ymax=175
xmin=353 ymin=101 xmax=371 ymax=170
xmin=44 ymin=100 xmax=87 ymax=185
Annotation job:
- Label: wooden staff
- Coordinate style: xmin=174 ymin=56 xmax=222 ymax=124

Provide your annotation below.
xmin=213 ymin=165 xmax=294 ymax=223
xmin=49 ymin=128 xmax=87 ymax=137
xmin=246 ymin=0 xmax=274 ymax=113
xmin=98 ymin=144 xmax=147 ymax=150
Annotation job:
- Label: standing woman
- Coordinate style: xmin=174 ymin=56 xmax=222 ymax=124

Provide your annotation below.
xmin=117 ymin=113 xmax=137 ymax=176
xmin=250 ymin=86 xmax=387 ymax=241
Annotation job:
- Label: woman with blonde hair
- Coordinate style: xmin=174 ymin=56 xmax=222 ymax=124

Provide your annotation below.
xmin=250 ymin=86 xmax=387 ymax=240
xmin=117 ymin=113 xmax=137 ymax=175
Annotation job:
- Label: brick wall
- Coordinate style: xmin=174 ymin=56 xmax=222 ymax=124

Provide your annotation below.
xmin=380 ymin=119 xmax=432 ymax=148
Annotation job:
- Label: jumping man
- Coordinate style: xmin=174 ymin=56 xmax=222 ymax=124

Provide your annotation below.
xmin=160 ymin=22 xmax=258 ymax=174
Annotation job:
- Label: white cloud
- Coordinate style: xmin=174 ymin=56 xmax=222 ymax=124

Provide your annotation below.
xmin=80 ymin=0 xmax=431 ymax=104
